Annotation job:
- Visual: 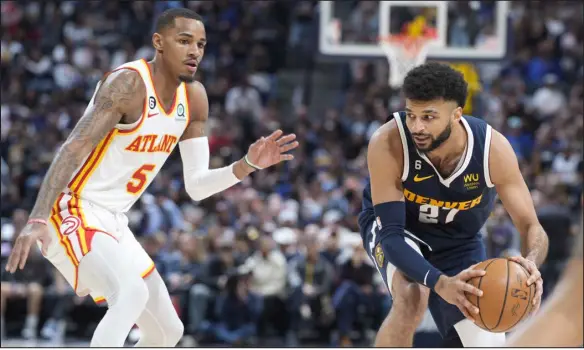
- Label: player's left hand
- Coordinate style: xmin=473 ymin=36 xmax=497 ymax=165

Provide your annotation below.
xmin=508 ymin=256 xmax=543 ymax=313
xmin=246 ymin=130 xmax=298 ymax=169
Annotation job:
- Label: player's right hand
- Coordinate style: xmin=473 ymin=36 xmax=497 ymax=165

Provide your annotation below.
xmin=434 ymin=265 xmax=486 ymax=322
xmin=5 ymin=222 xmax=51 ymax=273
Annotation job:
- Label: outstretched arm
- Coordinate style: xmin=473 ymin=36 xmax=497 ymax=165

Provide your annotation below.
xmin=179 ymin=82 xmax=297 ymax=201
xmin=179 ymin=81 xmax=256 ymax=183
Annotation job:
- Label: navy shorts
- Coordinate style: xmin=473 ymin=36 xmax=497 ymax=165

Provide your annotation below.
xmin=360 ymin=219 xmax=487 ymax=339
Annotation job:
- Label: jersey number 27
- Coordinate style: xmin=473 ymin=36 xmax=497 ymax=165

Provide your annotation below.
xmin=419 ymin=205 xmax=459 ymax=225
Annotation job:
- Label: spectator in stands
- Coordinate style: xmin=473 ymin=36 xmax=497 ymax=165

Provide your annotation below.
xmin=225 ymin=74 xmax=263 ymax=122
xmin=240 ymin=235 xmax=288 ymax=340
xmin=141 ymin=232 xmax=169 ymax=278
xmin=234 ymin=233 xmax=253 ymax=260
xmin=483 ymin=203 xmax=520 ymax=259
xmin=165 ymin=232 xmax=207 ymax=295
xmin=320 ymin=228 xmax=342 ymax=265
xmin=155 ymin=193 xmax=187 ymax=233
xmin=332 ymin=244 xmax=376 ymax=347
xmin=286 ymin=235 xmax=335 ymax=346
xmin=273 ymin=227 xmax=299 ymax=261
xmin=39 ymin=271 xmax=74 ymax=342
xmin=502 ymin=116 xmax=534 ymax=162
xmin=188 ymin=237 xmax=241 ymax=335
xmin=200 ymin=273 xmax=262 ymax=346
xmin=1 ymin=243 xmax=52 ymax=340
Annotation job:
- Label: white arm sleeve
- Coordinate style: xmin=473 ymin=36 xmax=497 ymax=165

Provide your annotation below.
xmin=179 ymin=137 xmax=241 ymax=201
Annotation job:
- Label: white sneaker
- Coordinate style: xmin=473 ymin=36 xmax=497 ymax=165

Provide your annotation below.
xmin=41 ymin=319 xmax=56 ymax=339
xmin=22 ymin=325 xmax=37 ymax=340
xmin=41 ymin=319 xmax=66 ymax=342
xmin=181 ymin=335 xmax=198 ymax=347
xmin=128 ymin=327 xmax=141 ymax=343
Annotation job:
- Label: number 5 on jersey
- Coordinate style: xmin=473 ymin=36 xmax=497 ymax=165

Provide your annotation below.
xmin=127 ymin=164 xmax=156 ymax=194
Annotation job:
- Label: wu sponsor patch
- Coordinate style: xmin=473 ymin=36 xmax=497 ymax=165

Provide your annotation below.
xmin=463 ymin=173 xmax=480 ymax=190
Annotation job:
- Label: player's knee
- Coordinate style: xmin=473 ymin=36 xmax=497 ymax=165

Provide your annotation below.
xmin=165 ymin=315 xmax=184 ymax=346
xmin=393 ymin=284 xmax=430 ymax=320
xmin=27 ymin=282 xmax=44 ymax=297
xmin=1 ymin=282 xmax=12 ymax=297
xmin=142 ymin=305 xmax=183 ymax=346
xmin=127 ymin=278 xmax=149 ymax=307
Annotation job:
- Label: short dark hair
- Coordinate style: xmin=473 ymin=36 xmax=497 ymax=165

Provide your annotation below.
xmin=155 ymin=8 xmax=203 ymax=33
xmin=402 ymin=62 xmax=468 ymax=108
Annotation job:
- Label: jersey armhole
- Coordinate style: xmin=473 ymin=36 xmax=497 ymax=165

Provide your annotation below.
xmin=104 ymin=66 xmax=147 ymax=135
xmin=484 ymin=125 xmax=494 ymax=188
xmin=392 ymin=112 xmax=410 ymax=182
xmin=116 ymin=92 xmax=147 ymax=135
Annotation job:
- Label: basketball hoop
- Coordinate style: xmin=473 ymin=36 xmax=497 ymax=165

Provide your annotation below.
xmin=379 ymin=33 xmax=437 ymax=88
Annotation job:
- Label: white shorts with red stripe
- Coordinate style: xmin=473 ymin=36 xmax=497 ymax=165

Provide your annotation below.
xmin=42 ymin=192 xmax=154 ymax=304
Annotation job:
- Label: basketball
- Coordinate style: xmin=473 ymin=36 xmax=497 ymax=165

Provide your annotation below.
xmin=465 ymin=258 xmax=535 ymax=333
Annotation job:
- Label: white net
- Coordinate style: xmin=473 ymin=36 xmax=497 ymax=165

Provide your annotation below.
xmin=380 ymin=36 xmax=434 ymax=88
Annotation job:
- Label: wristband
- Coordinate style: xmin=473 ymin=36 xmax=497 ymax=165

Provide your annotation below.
xmin=27 ymin=219 xmax=48 ymax=226
xmin=244 ymin=154 xmax=262 ymax=170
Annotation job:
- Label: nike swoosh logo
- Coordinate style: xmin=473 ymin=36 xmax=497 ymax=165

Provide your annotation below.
xmin=147 ymin=112 xmax=159 ymax=118
xmin=413 ymin=174 xmax=434 ymax=182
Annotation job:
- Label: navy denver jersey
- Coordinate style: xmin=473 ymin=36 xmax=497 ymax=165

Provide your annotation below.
xmin=360 ymin=112 xmax=497 ymax=252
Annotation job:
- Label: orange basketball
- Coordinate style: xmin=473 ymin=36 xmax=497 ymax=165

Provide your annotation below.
xmin=465 ymin=258 xmax=535 ymax=333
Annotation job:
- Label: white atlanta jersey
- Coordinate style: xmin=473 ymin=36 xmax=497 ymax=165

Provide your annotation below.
xmin=66 ymin=59 xmax=190 ymax=213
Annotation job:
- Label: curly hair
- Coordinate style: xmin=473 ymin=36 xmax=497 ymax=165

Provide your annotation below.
xmin=402 ymin=62 xmax=468 ymax=108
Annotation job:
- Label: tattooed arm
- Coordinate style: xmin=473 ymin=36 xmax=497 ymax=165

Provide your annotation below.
xmin=5 ymin=69 xmax=145 ymax=272
xmin=29 ymin=69 xmax=145 ymax=220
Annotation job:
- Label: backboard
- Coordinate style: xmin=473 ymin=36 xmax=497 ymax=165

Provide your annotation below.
xmin=319 ymin=1 xmax=510 ymax=61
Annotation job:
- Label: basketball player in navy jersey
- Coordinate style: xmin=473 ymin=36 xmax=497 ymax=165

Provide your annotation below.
xmin=359 ymin=62 xmax=549 ymax=347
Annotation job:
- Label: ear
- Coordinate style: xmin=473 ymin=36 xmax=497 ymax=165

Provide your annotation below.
xmin=452 ymin=106 xmax=463 ymax=121
xmin=152 ymin=33 xmax=164 ymax=53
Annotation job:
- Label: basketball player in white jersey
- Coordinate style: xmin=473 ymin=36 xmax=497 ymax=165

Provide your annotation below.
xmin=5 ymin=8 xmax=298 ymax=347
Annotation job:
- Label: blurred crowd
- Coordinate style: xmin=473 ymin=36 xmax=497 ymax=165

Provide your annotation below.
xmin=1 ymin=0 xmax=582 ymax=347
